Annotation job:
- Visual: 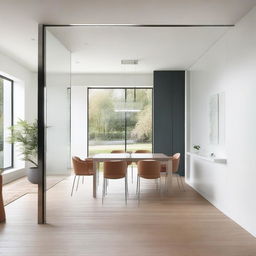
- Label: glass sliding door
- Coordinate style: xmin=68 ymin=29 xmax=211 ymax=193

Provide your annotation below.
xmin=88 ymin=88 xmax=152 ymax=156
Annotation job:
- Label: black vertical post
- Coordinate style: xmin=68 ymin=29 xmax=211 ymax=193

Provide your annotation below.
xmin=124 ymin=89 xmax=127 ymax=152
xmin=11 ymin=80 xmax=14 ymax=168
xmin=38 ymin=24 xmax=46 ymax=224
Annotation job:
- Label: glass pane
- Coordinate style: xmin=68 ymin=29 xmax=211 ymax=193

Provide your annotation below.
xmin=0 ymin=79 xmax=3 ymax=171
xmin=45 ymin=28 xmax=71 ymax=220
xmin=126 ymin=88 xmax=152 ymax=153
xmin=88 ymin=88 xmax=125 ymax=156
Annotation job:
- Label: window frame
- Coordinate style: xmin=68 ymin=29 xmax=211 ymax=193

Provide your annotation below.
xmin=0 ymin=74 xmax=14 ymax=170
xmin=87 ymin=87 xmax=153 ymax=156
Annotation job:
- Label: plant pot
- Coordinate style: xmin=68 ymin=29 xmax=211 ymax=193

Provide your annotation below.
xmin=27 ymin=167 xmax=39 ymax=184
xmin=0 ymin=175 xmax=6 ymax=223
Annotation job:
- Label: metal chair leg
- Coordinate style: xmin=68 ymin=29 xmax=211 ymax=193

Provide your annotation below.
xmin=76 ymin=176 xmax=80 ymax=191
xmin=131 ymin=165 xmax=133 ymax=183
xmin=71 ymin=175 xmax=77 ymax=196
xmin=125 ymin=175 xmax=128 ymax=205
xmin=106 ymin=179 xmax=108 ymax=195
xmin=138 ymin=177 xmax=141 ymax=206
xmin=102 ymin=178 xmax=106 ymax=205
xmin=159 ymin=177 xmax=162 ymax=197
xmin=136 ymin=174 xmax=139 ymax=194
xmin=165 ymin=173 xmax=168 ymax=193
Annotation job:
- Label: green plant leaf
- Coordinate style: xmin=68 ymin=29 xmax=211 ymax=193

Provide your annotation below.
xmin=7 ymin=119 xmax=38 ymax=167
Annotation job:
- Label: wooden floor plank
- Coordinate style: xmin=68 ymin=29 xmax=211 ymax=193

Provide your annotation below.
xmin=1 ymin=173 xmax=256 ymax=256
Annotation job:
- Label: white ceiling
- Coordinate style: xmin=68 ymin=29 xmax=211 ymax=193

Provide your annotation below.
xmin=49 ymin=26 xmax=228 ymax=73
xmin=0 ymin=0 xmax=255 ymax=72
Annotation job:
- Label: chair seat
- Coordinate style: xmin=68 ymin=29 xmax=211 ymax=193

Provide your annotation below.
xmin=76 ymin=171 xmax=94 ymax=176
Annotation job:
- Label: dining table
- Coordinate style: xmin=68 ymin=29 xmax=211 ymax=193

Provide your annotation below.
xmin=92 ymin=153 xmax=172 ymax=198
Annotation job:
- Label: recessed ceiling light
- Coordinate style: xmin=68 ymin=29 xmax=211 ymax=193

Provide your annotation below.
xmin=121 ymin=59 xmax=138 ymax=65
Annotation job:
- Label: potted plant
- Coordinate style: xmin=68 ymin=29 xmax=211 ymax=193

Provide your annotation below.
xmin=8 ymin=119 xmax=39 ymax=184
xmin=193 ymin=144 xmax=201 ymax=153
xmin=0 ymin=168 xmax=6 ymax=222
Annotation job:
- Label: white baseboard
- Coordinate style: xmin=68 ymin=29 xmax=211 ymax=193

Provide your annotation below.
xmin=2 ymin=168 xmax=26 ymax=185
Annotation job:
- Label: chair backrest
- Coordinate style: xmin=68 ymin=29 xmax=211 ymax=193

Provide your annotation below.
xmin=111 ymin=149 xmax=132 ymax=165
xmin=135 ymin=150 xmax=151 ymax=153
xmin=104 ymin=161 xmax=127 ymax=179
xmin=138 ymin=160 xmax=160 ymax=179
xmin=72 ymin=156 xmax=93 ymax=175
xmin=172 ymin=153 xmax=181 ymax=173
xmin=111 ymin=150 xmax=125 ymax=153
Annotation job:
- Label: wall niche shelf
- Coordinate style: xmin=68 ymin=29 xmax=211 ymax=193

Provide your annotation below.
xmin=187 ymin=152 xmax=227 ymax=164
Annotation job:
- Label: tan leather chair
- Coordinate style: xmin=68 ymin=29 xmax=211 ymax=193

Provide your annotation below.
xmin=134 ymin=150 xmax=151 ymax=154
xmin=111 ymin=150 xmax=125 ymax=153
xmin=137 ymin=160 xmax=161 ymax=203
xmin=133 ymin=149 xmax=152 ymax=184
xmin=102 ymin=161 xmax=128 ymax=204
xmin=134 ymin=150 xmax=151 ymax=163
xmin=71 ymin=156 xmax=94 ymax=196
xmin=161 ymin=153 xmax=184 ymax=191
xmin=111 ymin=150 xmax=133 ymax=182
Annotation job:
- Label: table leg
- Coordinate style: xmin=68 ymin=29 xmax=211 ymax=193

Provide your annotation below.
xmin=93 ymin=160 xmax=97 ymax=198
xmin=166 ymin=159 xmax=172 ymax=195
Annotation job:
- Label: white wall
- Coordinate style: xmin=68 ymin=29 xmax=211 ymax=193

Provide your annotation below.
xmin=0 ymin=51 xmax=37 ymax=122
xmin=0 ymin=51 xmax=37 ymax=183
xmin=70 ymin=73 xmax=152 ymax=158
xmin=71 ymin=73 xmax=153 ymax=87
xmin=188 ymin=7 xmax=256 ymax=237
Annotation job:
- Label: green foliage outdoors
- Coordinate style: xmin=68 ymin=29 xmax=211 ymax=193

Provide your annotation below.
xmin=131 ymin=105 xmax=152 ymax=142
xmin=8 ymin=119 xmax=38 ymax=167
xmin=88 ymin=89 xmax=152 ymax=155
xmin=89 ymin=89 xmax=152 ymax=155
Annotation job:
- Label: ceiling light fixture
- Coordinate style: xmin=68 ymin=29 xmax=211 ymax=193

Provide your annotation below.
xmin=114 ymin=101 xmax=142 ymax=113
xmin=121 ymin=59 xmax=138 ymax=65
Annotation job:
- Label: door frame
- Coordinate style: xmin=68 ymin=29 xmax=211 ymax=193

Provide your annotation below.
xmin=38 ymin=23 xmax=234 ymax=224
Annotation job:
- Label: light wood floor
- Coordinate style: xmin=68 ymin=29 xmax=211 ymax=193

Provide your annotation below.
xmin=1 ymin=172 xmax=256 ymax=256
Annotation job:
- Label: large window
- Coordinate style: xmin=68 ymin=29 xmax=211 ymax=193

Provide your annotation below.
xmin=88 ymin=88 xmax=152 ymax=156
xmin=0 ymin=75 xmax=13 ymax=169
